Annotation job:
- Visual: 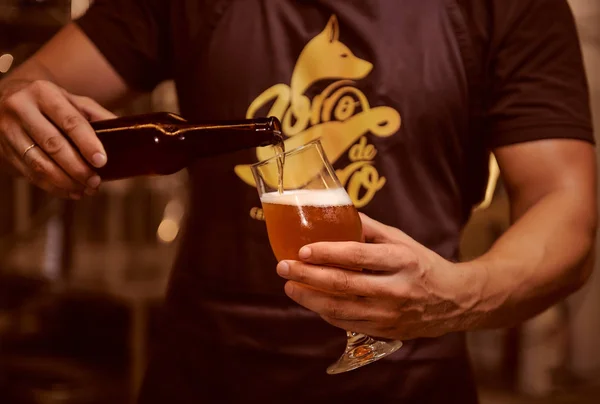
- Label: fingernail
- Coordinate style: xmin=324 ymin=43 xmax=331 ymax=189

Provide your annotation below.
xmin=277 ymin=261 xmax=290 ymax=277
xmin=87 ymin=175 xmax=101 ymax=189
xmin=69 ymin=192 xmax=81 ymax=200
xmin=299 ymin=247 xmax=312 ymax=260
xmin=91 ymin=153 xmax=107 ymax=168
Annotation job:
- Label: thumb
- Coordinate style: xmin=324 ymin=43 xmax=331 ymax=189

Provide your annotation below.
xmin=64 ymin=92 xmax=117 ymax=122
xmin=359 ymin=213 xmax=415 ymax=245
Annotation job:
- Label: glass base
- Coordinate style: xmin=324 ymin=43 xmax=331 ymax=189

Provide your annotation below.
xmin=326 ymin=332 xmax=403 ymax=375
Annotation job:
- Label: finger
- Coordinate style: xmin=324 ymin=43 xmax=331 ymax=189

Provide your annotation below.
xmin=21 ymin=145 xmax=85 ymax=198
xmin=284 ymin=282 xmax=383 ymax=322
xmin=359 ymin=213 xmax=414 ymax=244
xmin=64 ymin=92 xmax=116 ymax=122
xmin=5 ymin=124 xmax=84 ymax=197
xmin=8 ymin=150 xmax=76 ymax=199
xmin=298 ymin=241 xmax=418 ymax=273
xmin=17 ymin=104 xmax=101 ymax=189
xmin=278 ymin=260 xmax=389 ymax=297
xmin=32 ymin=81 xmax=107 ymax=168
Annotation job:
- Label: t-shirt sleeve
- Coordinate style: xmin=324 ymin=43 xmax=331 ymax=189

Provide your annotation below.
xmin=486 ymin=0 xmax=594 ymax=148
xmin=75 ymin=0 xmax=171 ymax=92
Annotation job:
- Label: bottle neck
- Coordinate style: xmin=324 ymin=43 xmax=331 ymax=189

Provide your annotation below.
xmin=174 ymin=117 xmax=282 ymax=149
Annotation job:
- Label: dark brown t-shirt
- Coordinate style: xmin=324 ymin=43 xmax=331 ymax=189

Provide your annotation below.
xmin=77 ymin=0 xmax=593 ymax=402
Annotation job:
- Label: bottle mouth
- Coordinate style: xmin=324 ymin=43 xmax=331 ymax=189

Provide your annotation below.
xmin=267 ymin=116 xmax=282 ymax=133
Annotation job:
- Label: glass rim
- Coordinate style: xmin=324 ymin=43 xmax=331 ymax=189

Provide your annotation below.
xmin=250 ymin=138 xmax=322 ymax=170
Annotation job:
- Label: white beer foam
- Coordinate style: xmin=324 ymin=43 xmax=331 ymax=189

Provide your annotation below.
xmin=260 ymin=188 xmax=352 ymax=207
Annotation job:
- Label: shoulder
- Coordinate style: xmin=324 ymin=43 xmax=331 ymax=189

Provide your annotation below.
xmin=454 ymin=0 xmax=580 ymax=73
xmin=456 ymin=0 xmax=578 ymax=44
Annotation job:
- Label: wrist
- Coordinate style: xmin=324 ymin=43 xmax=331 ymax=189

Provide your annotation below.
xmin=458 ymin=256 xmax=520 ymax=330
xmin=454 ymin=258 xmax=503 ymax=330
xmin=0 ymin=78 xmax=30 ymax=99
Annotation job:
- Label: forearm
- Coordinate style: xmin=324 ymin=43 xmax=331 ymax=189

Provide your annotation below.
xmin=463 ymin=189 xmax=596 ymax=329
xmin=1 ymin=24 xmax=129 ymax=106
xmin=0 ymin=58 xmax=55 ymax=93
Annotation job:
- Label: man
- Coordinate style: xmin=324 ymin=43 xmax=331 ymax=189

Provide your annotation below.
xmin=0 ymin=0 xmax=596 ymax=402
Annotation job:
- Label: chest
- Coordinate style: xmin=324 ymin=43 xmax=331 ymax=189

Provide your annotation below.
xmin=166 ymin=0 xmax=484 ymax=220
xmin=169 ymin=0 xmax=471 ymax=124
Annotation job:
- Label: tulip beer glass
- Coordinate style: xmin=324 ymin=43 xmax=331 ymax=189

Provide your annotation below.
xmin=251 ymin=139 xmax=403 ymax=374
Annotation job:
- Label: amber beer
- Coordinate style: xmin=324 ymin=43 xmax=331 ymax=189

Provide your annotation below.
xmin=261 ymin=188 xmax=362 ymax=261
xmin=253 ymin=139 xmax=403 ymax=374
xmin=87 ymin=112 xmax=282 ymax=181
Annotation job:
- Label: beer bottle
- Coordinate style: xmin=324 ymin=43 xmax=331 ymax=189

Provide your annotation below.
xmin=89 ymin=112 xmax=282 ymax=180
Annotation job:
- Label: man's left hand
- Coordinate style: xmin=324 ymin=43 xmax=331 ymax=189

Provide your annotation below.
xmin=276 ymin=213 xmax=484 ymax=340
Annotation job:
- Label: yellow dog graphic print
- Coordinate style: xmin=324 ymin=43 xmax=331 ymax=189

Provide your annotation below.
xmin=235 ymin=15 xmax=402 ymax=208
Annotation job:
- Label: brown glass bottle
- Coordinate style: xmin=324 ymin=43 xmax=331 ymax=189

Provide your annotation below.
xmin=89 ymin=112 xmax=282 ymax=181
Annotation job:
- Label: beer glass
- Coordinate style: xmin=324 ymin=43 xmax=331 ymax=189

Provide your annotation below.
xmin=251 ymin=139 xmax=403 ymax=374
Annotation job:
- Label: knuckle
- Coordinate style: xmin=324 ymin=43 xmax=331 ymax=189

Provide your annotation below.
xmin=379 ymin=244 xmax=394 ymax=259
xmin=389 ymin=284 xmax=410 ymax=301
xmin=28 ymin=156 xmax=46 ymax=176
xmin=43 ymin=135 xmax=64 ymax=155
xmin=2 ymin=93 xmax=24 ymax=112
xmin=405 ymin=252 xmax=420 ymax=271
xmin=350 ymin=245 xmax=367 ymax=266
xmin=72 ymin=165 xmax=93 ymax=180
xmin=78 ymin=95 xmax=93 ymax=104
xmin=61 ymin=114 xmax=85 ymax=134
xmin=331 ymin=271 xmax=351 ymax=293
xmin=325 ymin=300 xmax=342 ymax=319
xmin=296 ymin=265 xmax=309 ymax=283
xmin=414 ymin=259 xmax=428 ymax=281
xmin=29 ymin=80 xmax=53 ymax=95
xmin=381 ymin=309 xmax=401 ymax=324
xmin=371 ymin=282 xmax=392 ymax=299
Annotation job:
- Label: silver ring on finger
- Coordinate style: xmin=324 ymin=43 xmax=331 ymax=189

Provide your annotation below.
xmin=22 ymin=143 xmax=37 ymax=159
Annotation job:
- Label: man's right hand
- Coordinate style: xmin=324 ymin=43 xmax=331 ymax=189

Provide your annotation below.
xmin=0 ymin=79 xmax=116 ymax=199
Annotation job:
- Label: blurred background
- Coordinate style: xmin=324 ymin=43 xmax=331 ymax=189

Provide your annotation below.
xmin=0 ymin=0 xmax=598 ymax=403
